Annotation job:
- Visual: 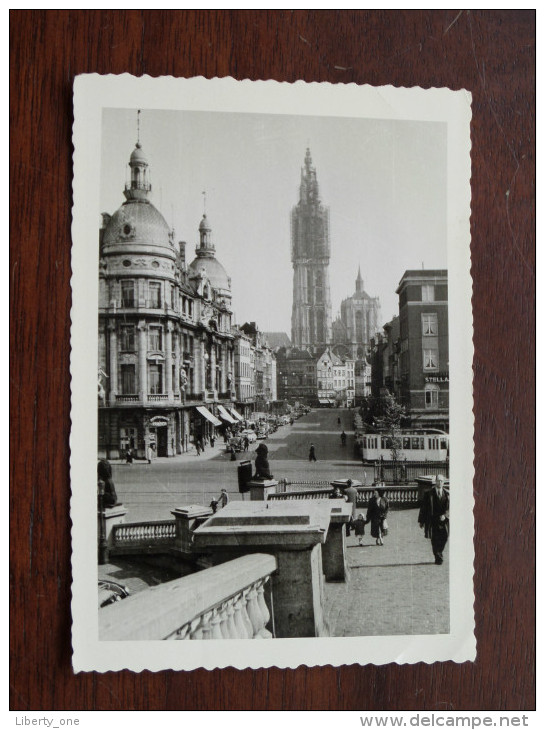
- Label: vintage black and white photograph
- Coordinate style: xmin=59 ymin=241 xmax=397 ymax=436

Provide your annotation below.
xmin=71 ymin=75 xmax=474 ymax=670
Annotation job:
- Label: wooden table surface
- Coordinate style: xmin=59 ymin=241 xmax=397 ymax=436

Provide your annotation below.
xmin=10 ymin=10 xmax=535 ymax=711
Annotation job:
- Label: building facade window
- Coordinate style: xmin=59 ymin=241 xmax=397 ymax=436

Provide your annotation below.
xmin=149 ymin=281 xmax=161 ymax=308
xmin=149 ymin=326 xmax=162 ymax=351
xmin=121 ymin=280 xmax=135 ymax=307
xmin=148 ymin=364 xmax=163 ymax=394
xmin=423 ymin=349 xmax=439 ymax=370
xmin=422 ymin=313 xmax=438 ymax=336
xmin=120 ymin=364 xmax=136 ymax=394
xmin=425 ymin=384 xmax=439 ymax=408
xmin=120 ymin=325 xmax=135 ymax=351
xmin=422 ymin=284 xmax=435 ymax=302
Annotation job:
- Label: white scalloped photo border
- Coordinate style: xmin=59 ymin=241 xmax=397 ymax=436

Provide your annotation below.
xmin=71 ymin=74 xmax=474 ymax=672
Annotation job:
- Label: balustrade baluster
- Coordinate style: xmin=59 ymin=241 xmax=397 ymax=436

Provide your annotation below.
xmin=217 ymin=603 xmax=233 ymax=639
xmin=189 ymin=616 xmax=203 ymax=640
xmin=256 ymin=578 xmax=270 ymax=628
xmin=173 ymin=623 xmax=191 ymax=640
xmin=224 ymin=600 xmax=238 ymax=639
xmin=200 ymin=611 xmax=214 ymax=640
xmin=240 ymin=588 xmax=255 ymax=638
xmin=245 ymin=583 xmax=264 ymax=637
xmin=210 ymin=609 xmax=224 ymax=640
xmin=232 ymin=593 xmax=250 ymax=639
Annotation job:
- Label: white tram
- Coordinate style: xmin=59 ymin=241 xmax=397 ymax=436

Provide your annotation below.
xmin=359 ymin=430 xmax=449 ymax=462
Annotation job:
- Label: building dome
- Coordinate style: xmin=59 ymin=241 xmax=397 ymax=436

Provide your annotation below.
xmin=199 ymin=214 xmax=211 ymax=232
xmin=188 ymin=254 xmax=231 ymax=292
xmin=130 ymin=143 xmax=148 ymax=166
xmin=102 ymin=200 xmax=171 ymax=248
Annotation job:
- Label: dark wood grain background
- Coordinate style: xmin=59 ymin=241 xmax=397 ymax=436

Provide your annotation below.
xmin=10 ymin=9 xmax=535 ymax=711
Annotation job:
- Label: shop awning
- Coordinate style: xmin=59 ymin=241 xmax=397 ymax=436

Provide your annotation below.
xmin=196 ymin=406 xmax=222 ymax=427
xmin=217 ymin=404 xmax=237 ymax=424
xmin=229 ymin=407 xmax=245 ymax=422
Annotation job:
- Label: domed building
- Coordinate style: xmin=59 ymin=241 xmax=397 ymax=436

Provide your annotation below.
xmin=98 ymin=135 xmax=237 ymax=459
xmin=336 ymin=266 xmax=381 ymax=361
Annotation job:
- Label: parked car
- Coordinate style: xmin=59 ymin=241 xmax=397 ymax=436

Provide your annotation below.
xmin=227 ymin=435 xmax=244 ymax=452
xmin=98 ymin=580 xmax=130 ymax=608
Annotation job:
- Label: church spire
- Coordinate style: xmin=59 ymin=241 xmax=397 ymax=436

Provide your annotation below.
xmin=124 ymin=110 xmax=152 ymax=202
xmin=356 ymin=265 xmax=364 ymax=294
xmin=299 ymin=147 xmax=320 ymax=207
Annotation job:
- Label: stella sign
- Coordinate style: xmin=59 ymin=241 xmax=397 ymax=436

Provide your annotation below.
xmin=425 ymin=372 xmax=449 ymax=383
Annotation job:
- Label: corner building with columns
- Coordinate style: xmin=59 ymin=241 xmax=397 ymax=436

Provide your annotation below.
xmin=98 ymin=138 xmax=237 ymax=458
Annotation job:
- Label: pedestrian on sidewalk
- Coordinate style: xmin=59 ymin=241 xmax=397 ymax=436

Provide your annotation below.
xmin=195 ymin=438 xmax=202 ymax=456
xmin=418 ymin=474 xmax=449 ymax=565
xmin=309 ymin=443 xmax=317 ymax=462
xmin=146 ymin=443 xmax=155 ymax=464
xmin=125 ymin=447 xmax=133 ymax=465
xmin=210 ymin=433 xmax=215 ymax=448
xmin=218 ymin=488 xmax=229 ymax=508
xmin=366 ymin=487 xmax=389 ymax=545
xmin=343 ymin=479 xmax=358 ymax=536
xmin=354 ymin=513 xmax=366 ymax=546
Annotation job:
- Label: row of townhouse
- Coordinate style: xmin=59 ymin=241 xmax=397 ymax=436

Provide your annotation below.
xmin=274 ymin=345 xmax=371 ymax=407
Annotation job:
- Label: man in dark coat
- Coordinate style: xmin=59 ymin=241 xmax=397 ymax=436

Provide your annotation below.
xmin=343 ymin=479 xmax=358 ymax=536
xmin=309 ymin=443 xmax=317 ymax=462
xmin=418 ymin=474 xmax=449 ymax=565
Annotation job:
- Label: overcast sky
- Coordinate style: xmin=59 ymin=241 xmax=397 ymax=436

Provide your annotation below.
xmin=100 ymin=108 xmax=447 ymax=333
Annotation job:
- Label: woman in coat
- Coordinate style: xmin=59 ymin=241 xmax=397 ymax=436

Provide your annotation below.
xmin=366 ymin=487 xmax=389 ymax=545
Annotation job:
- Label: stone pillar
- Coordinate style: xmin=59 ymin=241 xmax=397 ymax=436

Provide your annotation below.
xmin=97 ymin=504 xmax=127 ymax=547
xmin=210 ymin=340 xmax=216 ymax=393
xmin=322 ymin=503 xmax=352 ymax=582
xmin=137 ymin=321 xmax=147 ymax=403
xmin=174 ymin=326 xmax=181 ymax=397
xmin=171 ymin=505 xmax=214 ymax=553
xmin=247 ymin=479 xmax=278 ymax=501
xmin=193 ymin=501 xmax=331 ymax=638
xmin=108 ymin=323 xmax=118 ymax=403
xmin=165 ymin=322 xmax=173 ymax=399
xmin=199 ymin=338 xmax=207 ymax=394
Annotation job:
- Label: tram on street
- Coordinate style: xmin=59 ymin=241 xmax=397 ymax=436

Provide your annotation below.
xmin=358 ymin=430 xmax=449 ymax=462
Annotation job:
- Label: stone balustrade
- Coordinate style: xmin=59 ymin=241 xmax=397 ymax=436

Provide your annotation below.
xmin=110 ymin=520 xmax=177 ymax=555
xmin=99 ymin=553 xmax=277 ymax=640
xmin=268 ymin=485 xmax=421 ymax=507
